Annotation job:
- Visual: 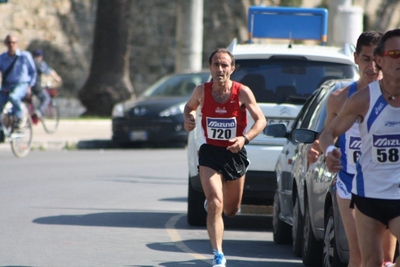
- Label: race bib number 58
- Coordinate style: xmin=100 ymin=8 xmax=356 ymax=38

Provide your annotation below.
xmin=206 ymin=117 xmax=237 ymax=140
xmin=372 ymin=134 xmax=400 ymax=164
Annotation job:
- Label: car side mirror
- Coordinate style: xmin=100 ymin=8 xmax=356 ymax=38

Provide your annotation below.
xmin=293 ymin=129 xmax=319 ymax=143
xmin=263 ymin=123 xmax=288 ymax=138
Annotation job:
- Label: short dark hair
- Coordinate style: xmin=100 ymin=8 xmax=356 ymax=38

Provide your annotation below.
xmin=208 ymin=48 xmax=235 ymax=66
xmin=374 ymin=29 xmax=400 ymax=56
xmin=4 ymin=34 xmax=18 ymax=44
xmin=355 ymin=30 xmax=383 ymax=54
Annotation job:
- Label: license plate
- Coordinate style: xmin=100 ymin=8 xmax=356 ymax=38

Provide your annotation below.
xmin=130 ymin=130 xmax=148 ymax=141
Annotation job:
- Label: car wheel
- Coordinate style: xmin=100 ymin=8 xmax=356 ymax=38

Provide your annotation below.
xmin=292 ymin=194 xmax=303 ymax=257
xmin=187 ymin=177 xmax=206 ymax=226
xmin=273 ymin=191 xmax=292 ymax=244
xmin=323 ymin=206 xmax=347 ymax=267
xmin=302 ymin=201 xmax=323 ymax=266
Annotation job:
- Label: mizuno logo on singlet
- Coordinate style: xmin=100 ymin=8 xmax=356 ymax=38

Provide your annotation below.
xmin=208 ymin=120 xmax=236 ymax=128
xmin=349 ymin=136 xmax=361 ymax=149
xmin=373 ymin=134 xmax=400 ymax=147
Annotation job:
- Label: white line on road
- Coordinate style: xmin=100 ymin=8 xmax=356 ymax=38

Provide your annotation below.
xmin=165 ymin=214 xmax=208 ymax=262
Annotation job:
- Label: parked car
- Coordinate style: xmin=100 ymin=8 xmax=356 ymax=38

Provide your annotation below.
xmin=294 ymin=130 xmax=348 ymax=267
xmin=111 ymin=71 xmax=209 ymax=146
xmin=186 ymin=6 xmax=358 ymax=226
xmin=265 ymin=79 xmax=354 ymax=266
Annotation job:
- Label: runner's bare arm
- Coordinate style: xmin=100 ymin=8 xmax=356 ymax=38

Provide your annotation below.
xmin=240 ymin=85 xmax=267 ymax=140
xmin=320 ymin=88 xmax=369 ymax=172
xmin=183 ymin=84 xmax=204 ymax=132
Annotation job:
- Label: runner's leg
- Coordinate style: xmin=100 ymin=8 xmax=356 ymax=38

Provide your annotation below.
xmin=337 ymin=193 xmax=361 ymax=267
xmin=382 ymin=229 xmax=397 ymax=263
xmin=388 ymin=216 xmax=400 ymax=266
xmin=354 ymin=206 xmax=386 ymax=267
xmin=200 ymin=165 xmax=225 ymax=252
xmin=223 ymin=175 xmax=245 ymax=217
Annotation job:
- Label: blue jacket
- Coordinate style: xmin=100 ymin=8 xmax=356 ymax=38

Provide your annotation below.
xmin=0 ymin=49 xmax=37 ymax=89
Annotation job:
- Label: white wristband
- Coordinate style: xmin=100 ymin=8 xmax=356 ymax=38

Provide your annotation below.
xmin=325 ymin=145 xmax=336 ymax=157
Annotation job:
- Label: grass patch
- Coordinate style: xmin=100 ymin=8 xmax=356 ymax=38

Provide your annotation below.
xmin=62 ymin=141 xmax=77 ymax=150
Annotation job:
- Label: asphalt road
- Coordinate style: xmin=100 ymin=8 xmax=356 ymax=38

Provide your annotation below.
xmin=0 ymin=149 xmax=302 ymax=266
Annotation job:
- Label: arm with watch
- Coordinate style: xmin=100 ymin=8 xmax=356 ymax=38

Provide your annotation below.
xmin=243 ymin=134 xmax=250 ymax=145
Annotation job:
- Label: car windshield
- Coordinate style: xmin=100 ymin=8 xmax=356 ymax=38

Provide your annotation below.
xmin=231 ymin=59 xmax=358 ymax=104
xmin=141 ymin=72 xmax=210 ymax=97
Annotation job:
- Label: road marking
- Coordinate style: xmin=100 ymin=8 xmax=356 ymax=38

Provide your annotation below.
xmin=165 ymin=214 xmax=207 ymax=261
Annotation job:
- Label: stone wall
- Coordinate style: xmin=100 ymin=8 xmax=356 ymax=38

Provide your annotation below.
xmin=0 ymin=0 xmax=398 ymax=102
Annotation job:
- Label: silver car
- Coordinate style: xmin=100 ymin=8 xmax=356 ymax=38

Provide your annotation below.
xmin=265 ymin=79 xmax=355 ymax=266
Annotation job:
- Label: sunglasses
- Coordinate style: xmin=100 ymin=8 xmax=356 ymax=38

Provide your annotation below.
xmin=6 ymin=41 xmax=17 ymax=45
xmin=382 ymin=50 xmax=400 ymax=59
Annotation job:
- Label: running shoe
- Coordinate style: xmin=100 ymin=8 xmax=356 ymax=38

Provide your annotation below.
xmin=204 ymin=199 xmax=208 ymax=213
xmin=212 ymin=249 xmax=226 ymax=267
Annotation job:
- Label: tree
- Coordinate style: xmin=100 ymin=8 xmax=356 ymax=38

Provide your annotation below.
xmin=374 ymin=0 xmax=400 ymax=32
xmin=78 ymin=0 xmax=134 ymax=117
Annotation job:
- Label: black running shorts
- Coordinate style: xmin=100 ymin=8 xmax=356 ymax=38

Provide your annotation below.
xmin=198 ymin=143 xmax=250 ymax=181
xmin=351 ymin=193 xmax=400 ymax=228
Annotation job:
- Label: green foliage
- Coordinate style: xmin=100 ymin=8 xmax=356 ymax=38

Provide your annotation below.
xmin=63 ymin=141 xmax=77 ymax=150
xmin=279 ymin=0 xmax=302 ymax=7
xmin=316 ymin=0 xmax=328 ymax=9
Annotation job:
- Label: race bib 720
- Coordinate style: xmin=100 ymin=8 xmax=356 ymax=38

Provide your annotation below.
xmin=206 ymin=117 xmax=237 ymax=140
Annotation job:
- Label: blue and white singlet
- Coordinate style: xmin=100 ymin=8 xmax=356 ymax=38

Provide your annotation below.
xmin=353 ymin=80 xmax=400 ymax=199
xmin=337 ymin=82 xmax=360 ymax=195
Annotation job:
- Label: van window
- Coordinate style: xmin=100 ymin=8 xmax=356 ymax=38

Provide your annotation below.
xmin=231 ymin=59 xmax=357 ymax=104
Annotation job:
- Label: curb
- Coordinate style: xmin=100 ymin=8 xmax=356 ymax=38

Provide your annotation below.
xmin=30 ymin=139 xmax=117 ymax=151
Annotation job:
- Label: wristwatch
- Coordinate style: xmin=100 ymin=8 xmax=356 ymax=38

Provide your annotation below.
xmin=243 ymin=135 xmax=250 ymax=145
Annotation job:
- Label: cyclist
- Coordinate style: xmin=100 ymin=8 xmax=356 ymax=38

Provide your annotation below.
xmin=0 ymin=34 xmax=36 ymax=138
xmin=31 ymin=49 xmax=62 ymax=117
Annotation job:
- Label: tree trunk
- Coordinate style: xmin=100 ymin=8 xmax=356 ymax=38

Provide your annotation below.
xmin=78 ymin=0 xmax=134 ymax=117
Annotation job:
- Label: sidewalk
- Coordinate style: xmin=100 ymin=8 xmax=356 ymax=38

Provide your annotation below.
xmin=0 ymin=119 xmax=114 ymax=151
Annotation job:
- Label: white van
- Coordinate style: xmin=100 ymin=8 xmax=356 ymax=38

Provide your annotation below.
xmin=187 ymin=6 xmax=358 ymax=226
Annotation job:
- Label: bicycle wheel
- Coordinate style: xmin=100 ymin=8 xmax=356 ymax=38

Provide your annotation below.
xmin=40 ymin=98 xmax=60 ymax=134
xmin=10 ymin=114 xmax=33 ymax=158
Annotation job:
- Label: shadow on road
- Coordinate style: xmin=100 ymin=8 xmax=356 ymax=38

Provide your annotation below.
xmin=32 ymin=211 xmax=270 ymax=231
xmin=33 ymin=211 xmax=300 ymax=266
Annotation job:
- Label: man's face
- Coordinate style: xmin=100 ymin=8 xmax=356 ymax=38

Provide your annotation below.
xmin=375 ymin=36 xmax=400 ymax=80
xmin=209 ymin=52 xmax=235 ymax=84
xmin=354 ymin=44 xmax=381 ymax=83
xmin=5 ymin=36 xmax=18 ymax=55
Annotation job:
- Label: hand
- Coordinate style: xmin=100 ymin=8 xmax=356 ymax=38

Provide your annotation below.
xmin=325 ymin=148 xmax=342 ymax=173
xmin=307 ymin=140 xmax=321 ymax=164
xmin=184 ymin=114 xmax=196 ymax=132
xmin=226 ymin=136 xmax=245 ymax=153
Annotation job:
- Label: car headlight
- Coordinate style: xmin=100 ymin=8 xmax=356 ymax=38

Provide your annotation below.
xmin=159 ymin=103 xmax=185 ymax=117
xmin=112 ymin=103 xmax=124 ymax=117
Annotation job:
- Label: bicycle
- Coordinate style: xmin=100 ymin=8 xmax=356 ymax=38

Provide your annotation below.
xmin=0 ymin=94 xmax=33 ymax=158
xmin=26 ymin=83 xmax=60 ymax=134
